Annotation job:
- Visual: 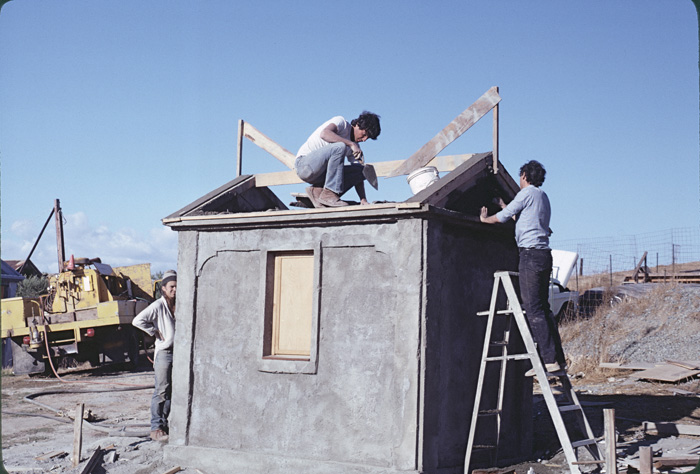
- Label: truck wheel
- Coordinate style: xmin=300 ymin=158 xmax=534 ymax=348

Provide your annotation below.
xmin=127 ymin=329 xmax=140 ymax=369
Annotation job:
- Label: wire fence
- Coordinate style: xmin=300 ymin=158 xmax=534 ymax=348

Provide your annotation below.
xmin=551 ymin=226 xmax=700 ymax=276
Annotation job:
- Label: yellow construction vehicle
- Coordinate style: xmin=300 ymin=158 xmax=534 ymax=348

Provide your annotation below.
xmin=1 ymin=200 xmax=155 ymax=374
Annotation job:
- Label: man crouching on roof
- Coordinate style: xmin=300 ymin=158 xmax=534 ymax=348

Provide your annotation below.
xmin=133 ymin=270 xmax=177 ymax=442
xmin=294 ymin=111 xmax=381 ymax=208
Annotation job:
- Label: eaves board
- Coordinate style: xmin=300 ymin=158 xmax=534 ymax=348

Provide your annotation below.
xmin=164 ymin=175 xmax=288 ymax=220
xmin=405 ymin=152 xmax=519 ymax=217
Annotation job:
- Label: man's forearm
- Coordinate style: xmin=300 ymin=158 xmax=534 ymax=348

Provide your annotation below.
xmin=320 ymin=128 xmax=353 ymax=147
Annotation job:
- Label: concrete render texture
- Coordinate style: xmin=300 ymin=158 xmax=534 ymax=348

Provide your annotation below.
xmin=164 ymin=213 xmax=531 ymax=473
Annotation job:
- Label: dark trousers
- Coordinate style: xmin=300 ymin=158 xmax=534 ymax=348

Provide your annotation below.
xmin=519 ymin=248 xmax=565 ymax=365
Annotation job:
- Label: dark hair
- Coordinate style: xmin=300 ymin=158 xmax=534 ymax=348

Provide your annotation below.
xmin=351 ymin=111 xmax=381 ymax=140
xmin=519 ymin=160 xmax=546 ymax=187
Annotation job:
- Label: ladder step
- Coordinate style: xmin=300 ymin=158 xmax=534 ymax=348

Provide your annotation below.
xmin=484 ymin=354 xmax=532 ymax=362
xmin=478 ymin=409 xmax=501 ymax=416
xmin=473 ymin=445 xmax=496 ymax=450
xmin=477 ymin=309 xmax=518 ymax=316
xmin=571 ymin=438 xmax=598 ymax=449
xmin=489 ymin=341 xmax=508 ymax=347
xmin=558 ymin=404 xmax=584 ymax=413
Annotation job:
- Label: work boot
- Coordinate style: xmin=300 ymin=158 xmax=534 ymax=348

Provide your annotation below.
xmin=150 ymin=429 xmax=169 ymax=442
xmin=317 ymin=188 xmax=348 ymax=207
xmin=305 ymin=186 xmax=324 ymax=208
xmin=524 ymin=362 xmax=567 ymax=377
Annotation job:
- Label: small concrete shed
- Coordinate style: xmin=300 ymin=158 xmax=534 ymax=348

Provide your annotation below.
xmin=163 ymin=152 xmax=533 ymax=474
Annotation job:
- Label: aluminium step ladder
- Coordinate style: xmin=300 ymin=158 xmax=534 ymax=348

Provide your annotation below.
xmin=464 ymin=271 xmax=603 ymax=474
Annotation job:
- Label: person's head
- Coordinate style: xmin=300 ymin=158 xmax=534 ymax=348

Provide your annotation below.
xmin=351 ymin=111 xmax=381 ymax=142
xmin=161 ymin=270 xmax=177 ymax=301
xmin=519 ymin=160 xmax=546 ymax=188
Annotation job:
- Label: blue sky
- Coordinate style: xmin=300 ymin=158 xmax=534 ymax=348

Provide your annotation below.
xmin=1 ymin=1 xmax=698 ymax=274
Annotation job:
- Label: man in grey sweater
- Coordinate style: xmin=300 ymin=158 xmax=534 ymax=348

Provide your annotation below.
xmin=133 ymin=269 xmax=177 ymax=442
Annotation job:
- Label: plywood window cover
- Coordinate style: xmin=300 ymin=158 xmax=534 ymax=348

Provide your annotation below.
xmin=258 ymin=245 xmax=321 ymax=375
xmin=269 ymin=252 xmax=314 ymax=358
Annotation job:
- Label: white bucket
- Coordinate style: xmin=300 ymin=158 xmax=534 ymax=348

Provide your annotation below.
xmin=407 ymin=166 xmax=440 ymax=194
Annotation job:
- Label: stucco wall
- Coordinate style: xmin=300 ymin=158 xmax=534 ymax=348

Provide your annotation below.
xmin=167 ymin=219 xmax=426 ymax=473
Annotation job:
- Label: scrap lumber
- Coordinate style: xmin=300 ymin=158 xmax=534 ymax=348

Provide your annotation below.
xmin=161 ymin=467 xmax=182 ymax=474
xmin=605 ymin=409 xmax=618 ymax=474
xmin=667 ymin=360 xmax=700 ymax=370
xmin=72 ymin=403 xmax=84 ymax=467
xmin=386 ymin=87 xmax=501 ymax=177
xmin=639 ymin=446 xmax=653 ymax=474
xmin=35 ymin=450 xmax=67 ymax=461
xmin=79 ymin=446 xmax=102 ymax=474
xmin=653 ymin=457 xmax=700 ymax=468
xmin=600 ymin=362 xmax=657 ymax=370
xmin=633 ymin=364 xmax=700 ymax=382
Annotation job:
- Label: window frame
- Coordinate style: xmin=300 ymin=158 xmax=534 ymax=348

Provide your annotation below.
xmin=257 ymin=243 xmax=321 ymax=374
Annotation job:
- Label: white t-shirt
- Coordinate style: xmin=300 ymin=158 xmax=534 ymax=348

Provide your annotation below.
xmin=132 ymin=296 xmax=176 ymax=359
xmin=296 ymin=116 xmax=352 ymax=158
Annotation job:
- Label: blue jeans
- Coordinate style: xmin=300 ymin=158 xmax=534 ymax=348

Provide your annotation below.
xmin=151 ymin=348 xmax=173 ymax=431
xmin=295 ymin=142 xmax=365 ymax=195
xmin=518 ymin=248 xmax=565 ymax=365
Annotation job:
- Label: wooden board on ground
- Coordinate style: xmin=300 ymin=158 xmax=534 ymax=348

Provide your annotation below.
xmin=599 ymin=362 xmax=658 ymax=370
xmin=633 ymin=364 xmax=700 ymax=382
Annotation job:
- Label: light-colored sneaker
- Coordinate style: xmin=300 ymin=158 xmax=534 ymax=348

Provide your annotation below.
xmin=525 ymin=362 xmax=567 ymax=377
xmin=150 ymin=429 xmax=169 ymax=442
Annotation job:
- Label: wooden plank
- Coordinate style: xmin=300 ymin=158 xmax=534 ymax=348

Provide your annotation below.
xmin=237 ymin=119 xmax=244 ymax=177
xmin=160 ymin=467 xmax=182 ymax=474
xmin=653 ymin=457 xmax=700 ymax=468
xmin=386 ymin=87 xmax=501 ymax=177
xmin=605 ymin=409 xmax=618 ymax=474
xmin=72 ymin=403 xmax=84 ymax=467
xmin=667 ymin=359 xmax=700 ymax=370
xmin=639 ymin=446 xmax=653 ymax=474
xmin=79 ymin=446 xmax=102 ymax=474
xmin=36 ymin=450 xmax=67 ymax=461
xmin=634 ymin=364 xmax=700 ymax=382
xmin=243 ymin=122 xmax=296 ymax=169
xmin=599 ymin=362 xmax=657 ymax=370
xmin=253 ymin=154 xmax=477 ymax=187
xmin=492 ymin=86 xmax=499 ymax=174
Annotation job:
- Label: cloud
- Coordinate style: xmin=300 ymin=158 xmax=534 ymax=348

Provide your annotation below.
xmin=1 ymin=211 xmax=177 ymax=275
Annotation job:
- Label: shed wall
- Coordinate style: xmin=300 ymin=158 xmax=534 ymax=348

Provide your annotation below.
xmin=166 ymin=219 xmax=426 ymax=473
xmin=421 ymin=220 xmax=532 ymax=470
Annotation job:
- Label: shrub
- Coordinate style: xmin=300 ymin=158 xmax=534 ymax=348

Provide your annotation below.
xmin=16 ymin=275 xmax=49 ymax=298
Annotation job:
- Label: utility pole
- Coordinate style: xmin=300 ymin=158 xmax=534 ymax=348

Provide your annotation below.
xmin=54 ymin=199 xmax=65 ymax=273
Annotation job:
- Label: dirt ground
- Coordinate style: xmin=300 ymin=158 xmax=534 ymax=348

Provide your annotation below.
xmin=2 ymin=361 xmax=700 ymax=474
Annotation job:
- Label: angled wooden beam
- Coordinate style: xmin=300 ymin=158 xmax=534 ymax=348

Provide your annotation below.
xmin=386 ymin=87 xmax=502 ymax=177
xmin=243 ymin=122 xmax=296 ymax=169
xmin=253 ymin=154 xmax=478 ymax=187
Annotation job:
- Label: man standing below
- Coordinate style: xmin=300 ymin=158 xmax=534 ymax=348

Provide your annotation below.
xmin=133 ymin=269 xmax=177 ymax=441
xmin=479 ymin=161 xmax=566 ymax=375
xmin=295 ymin=111 xmax=381 ymax=207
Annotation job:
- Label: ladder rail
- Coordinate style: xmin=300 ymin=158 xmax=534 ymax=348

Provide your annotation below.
xmin=464 ymin=271 xmax=603 ymax=474
xmin=464 ymin=275 xmax=504 ymax=471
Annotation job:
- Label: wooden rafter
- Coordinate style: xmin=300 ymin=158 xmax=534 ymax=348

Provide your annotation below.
xmin=253 ymin=154 xmax=478 ymax=187
xmin=386 ymin=87 xmax=501 ymax=177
